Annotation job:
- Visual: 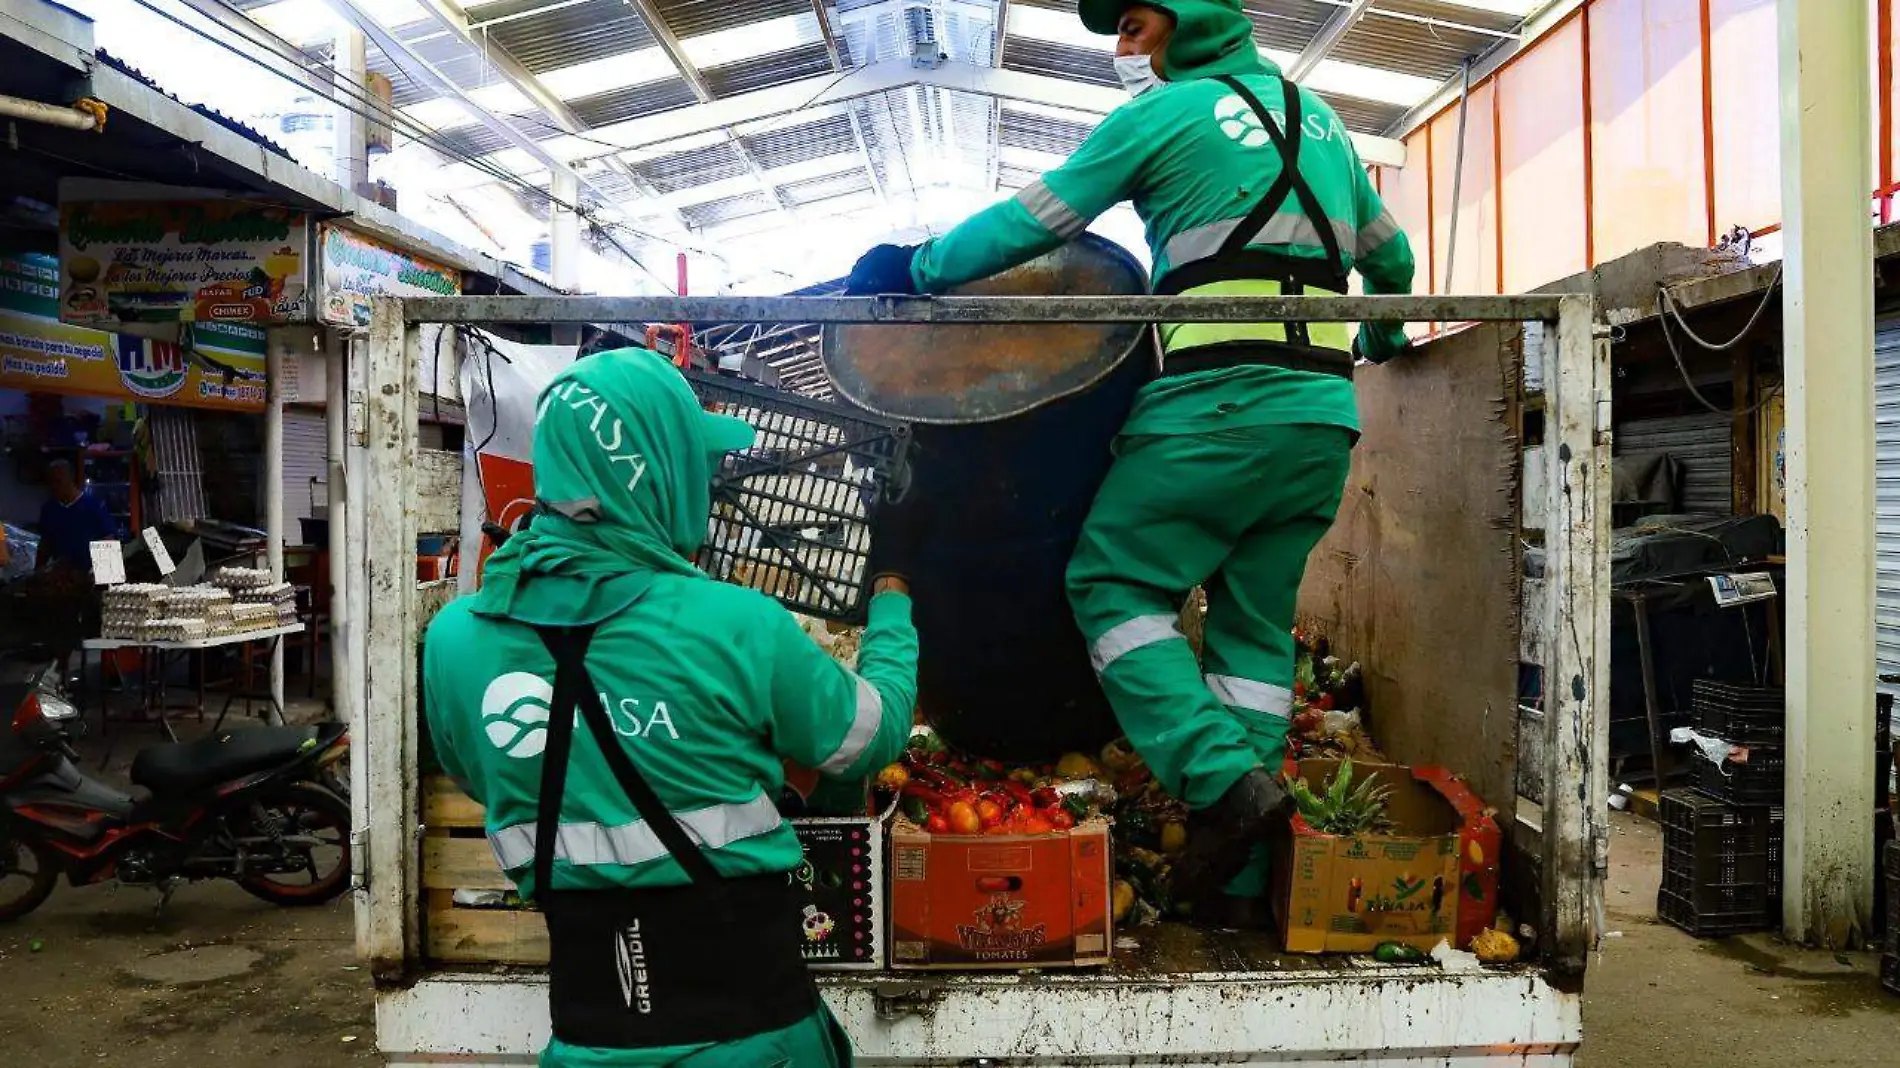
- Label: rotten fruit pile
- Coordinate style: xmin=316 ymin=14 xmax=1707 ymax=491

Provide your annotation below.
xmin=879 ymin=732 xmax=1095 ymax=836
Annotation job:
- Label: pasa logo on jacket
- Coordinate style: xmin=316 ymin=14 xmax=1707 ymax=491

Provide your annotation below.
xmin=481 ymin=671 xmax=554 ymax=758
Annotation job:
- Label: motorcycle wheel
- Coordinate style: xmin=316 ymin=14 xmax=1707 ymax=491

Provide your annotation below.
xmin=235 ymin=782 xmax=352 ymax=908
xmin=0 ymin=832 xmax=60 ymax=922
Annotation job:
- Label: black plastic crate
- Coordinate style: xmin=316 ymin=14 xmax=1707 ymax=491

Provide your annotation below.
xmin=1694 ymin=745 xmax=1786 ymax=805
xmin=1692 ymin=680 xmax=1784 ymax=748
xmin=1658 ymin=789 xmax=1782 ymax=937
xmin=686 ymin=369 xmax=911 ymax=622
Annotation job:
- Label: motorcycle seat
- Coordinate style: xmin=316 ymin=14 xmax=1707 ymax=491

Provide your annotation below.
xmin=130 ymin=725 xmax=324 ymax=797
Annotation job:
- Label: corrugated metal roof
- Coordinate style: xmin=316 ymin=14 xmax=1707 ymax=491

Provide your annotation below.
xmin=480 ymin=0 xmax=657 ymax=72
xmin=1244 ymin=0 xmax=1337 ymax=55
xmin=1001 ymin=38 xmax=1115 ymax=86
xmin=639 ymin=139 xmax=747 ymax=192
xmin=781 ymin=170 xmax=874 ymax=207
xmin=680 ymin=191 xmax=777 ymax=229
xmin=1318 ymin=91 xmax=1411 ymax=135
xmin=1335 ymin=10 xmax=1502 ymax=82
xmin=237 ymin=0 xmax=1548 ymax=266
xmin=703 ymin=44 xmax=836 ymax=97
xmin=568 ymin=79 xmax=700 ymax=127
xmin=656 ymin=0 xmax=809 ymax=39
xmin=998 ymin=107 xmax=1093 ymax=155
xmin=742 ymin=115 xmax=859 ymax=169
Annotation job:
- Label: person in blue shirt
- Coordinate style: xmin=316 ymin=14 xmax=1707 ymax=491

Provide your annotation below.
xmin=37 ymin=459 xmax=119 ymax=573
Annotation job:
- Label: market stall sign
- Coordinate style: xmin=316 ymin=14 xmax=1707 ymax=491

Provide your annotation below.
xmin=319 ymin=225 xmax=461 ymax=328
xmin=57 ymin=200 xmax=310 ymax=325
xmin=1 ymin=252 xmax=267 ymax=411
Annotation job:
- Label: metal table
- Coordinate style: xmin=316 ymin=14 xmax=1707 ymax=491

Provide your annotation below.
xmin=82 ymin=624 xmax=306 ymax=755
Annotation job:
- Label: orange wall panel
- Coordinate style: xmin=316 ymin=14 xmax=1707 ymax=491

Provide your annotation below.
xmin=1588 ymin=0 xmax=1710 ymax=260
xmin=1377 ymin=130 xmax=1433 ymax=295
xmin=1426 ymin=81 xmax=1500 ymax=296
xmin=1708 ymin=0 xmax=1780 ymax=233
xmin=1499 ymin=18 xmax=1589 ymax=292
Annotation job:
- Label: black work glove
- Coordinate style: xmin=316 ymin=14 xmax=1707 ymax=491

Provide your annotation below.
xmin=865 ymin=482 xmax=927 ymax=588
xmin=845 ymin=244 xmax=922 ymax=296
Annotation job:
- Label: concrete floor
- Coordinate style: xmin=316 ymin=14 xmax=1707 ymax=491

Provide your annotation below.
xmin=3 ymin=711 xmax=1896 ymax=1065
xmin=1578 ymin=812 xmax=1900 ymax=1067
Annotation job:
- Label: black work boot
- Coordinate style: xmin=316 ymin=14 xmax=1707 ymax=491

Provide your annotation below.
xmin=1197 ymin=892 xmax=1276 ymax=931
xmin=1170 ymin=768 xmax=1293 ymax=905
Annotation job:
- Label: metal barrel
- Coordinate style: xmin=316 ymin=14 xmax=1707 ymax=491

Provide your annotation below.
xmin=824 ymin=235 xmax=1152 ymax=761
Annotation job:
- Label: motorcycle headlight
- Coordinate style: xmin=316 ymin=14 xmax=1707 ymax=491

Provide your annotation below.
xmin=37 ymin=692 xmax=79 ymax=722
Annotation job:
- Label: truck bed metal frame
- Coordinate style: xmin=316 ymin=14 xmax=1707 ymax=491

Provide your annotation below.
xmin=355 ymin=293 xmax=1611 ymax=1066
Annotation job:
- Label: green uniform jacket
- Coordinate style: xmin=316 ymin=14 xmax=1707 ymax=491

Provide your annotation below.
xmin=909 ymin=0 xmax=1417 ymax=437
xmin=422 ymin=348 xmax=918 ymax=1066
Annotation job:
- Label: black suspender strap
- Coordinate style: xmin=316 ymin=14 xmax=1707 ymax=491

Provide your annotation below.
xmin=530 ymin=624 xmax=724 ymax=898
xmin=1215 ymin=74 xmax=1348 ymax=282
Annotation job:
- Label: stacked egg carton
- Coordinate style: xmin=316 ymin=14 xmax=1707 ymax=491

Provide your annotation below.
xmin=161 ymin=585 xmax=239 ymax=637
xmin=233 ymin=581 xmax=299 ymax=630
xmin=101 ymin=584 xmax=172 ymax=639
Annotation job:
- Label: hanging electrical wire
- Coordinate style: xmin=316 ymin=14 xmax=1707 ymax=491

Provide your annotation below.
xmin=1654 ymin=267 xmax=1785 ymax=417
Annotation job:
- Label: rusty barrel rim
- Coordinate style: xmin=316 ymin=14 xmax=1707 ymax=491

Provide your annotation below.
xmin=820 ymin=234 xmax=1151 ymax=426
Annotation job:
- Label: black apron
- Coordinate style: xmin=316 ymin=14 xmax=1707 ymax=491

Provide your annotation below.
xmin=1155 ymin=74 xmax=1355 ymax=382
xmin=528 ymin=624 xmax=817 ymax=1050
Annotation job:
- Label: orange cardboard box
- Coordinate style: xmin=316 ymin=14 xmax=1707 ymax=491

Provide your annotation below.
xmin=1272 ymin=759 xmax=1483 ymax=955
xmin=888 ymin=817 xmax=1112 ymax=969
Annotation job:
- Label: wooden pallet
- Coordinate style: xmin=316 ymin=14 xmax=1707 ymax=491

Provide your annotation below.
xmin=420 ymin=775 xmax=551 ymax=966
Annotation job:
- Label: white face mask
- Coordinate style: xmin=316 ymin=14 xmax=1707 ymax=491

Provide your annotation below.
xmin=1113 ymin=53 xmax=1161 ymax=98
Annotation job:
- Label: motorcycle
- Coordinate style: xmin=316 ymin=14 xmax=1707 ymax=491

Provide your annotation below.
xmin=0 ymin=646 xmax=353 ymax=921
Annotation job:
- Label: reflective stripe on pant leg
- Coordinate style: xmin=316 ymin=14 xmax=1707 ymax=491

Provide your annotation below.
xmin=1089 ymin=614 xmax=1184 ymax=673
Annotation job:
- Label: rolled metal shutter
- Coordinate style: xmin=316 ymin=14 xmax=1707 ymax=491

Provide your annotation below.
xmin=1874 ymin=314 xmax=1900 ymax=681
xmin=282 ymin=409 xmax=328 ymax=541
xmin=1614 ymin=411 xmax=1733 ymax=516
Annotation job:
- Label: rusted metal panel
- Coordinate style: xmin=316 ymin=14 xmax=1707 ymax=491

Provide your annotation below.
xmin=822 ymin=235 xmax=1149 ymax=424
xmin=377 ymin=970 xmax=1581 ymax=1066
xmin=1297 ymin=322 xmax=1525 ymax=825
xmin=400 ymin=293 xmax=1574 ymax=326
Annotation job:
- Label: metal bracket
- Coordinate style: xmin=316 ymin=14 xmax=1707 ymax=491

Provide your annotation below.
xmin=871 ymin=980 xmax=945 ymax=1020
xmin=348 ymin=388 xmax=368 ymax=447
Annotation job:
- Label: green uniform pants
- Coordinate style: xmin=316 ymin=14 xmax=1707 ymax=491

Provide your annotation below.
xmin=544 ymin=1005 xmax=851 ymax=1067
xmin=1066 ymin=424 xmax=1353 ymax=893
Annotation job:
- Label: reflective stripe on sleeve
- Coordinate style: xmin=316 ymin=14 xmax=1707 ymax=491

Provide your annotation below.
xmin=1356 ymin=209 xmax=1402 ymax=259
xmin=817 ymin=673 xmax=885 ymax=774
xmin=1205 ymin=674 xmax=1294 ymax=719
xmin=1015 ymin=180 xmax=1088 ymax=239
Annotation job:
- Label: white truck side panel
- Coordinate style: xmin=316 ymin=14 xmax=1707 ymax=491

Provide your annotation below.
xmin=377 ymin=972 xmax=1581 ymax=1067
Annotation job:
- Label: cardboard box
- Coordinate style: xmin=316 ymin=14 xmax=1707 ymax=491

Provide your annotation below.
xmin=888 ymin=818 xmax=1112 ymax=969
xmin=791 ymin=817 xmax=885 ymax=970
xmin=1413 ymin=766 xmax=1504 ymax=952
xmin=1273 ymin=759 xmax=1489 ymax=955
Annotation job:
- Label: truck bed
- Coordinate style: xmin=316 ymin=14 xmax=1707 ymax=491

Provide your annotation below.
xmin=376 ymin=920 xmax=1574 ymax=1067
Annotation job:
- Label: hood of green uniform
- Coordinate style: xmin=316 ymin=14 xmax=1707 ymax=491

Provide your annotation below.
xmin=1078 ymin=0 xmax=1268 ymax=81
xmin=469 ymin=348 xmax=755 ymax=627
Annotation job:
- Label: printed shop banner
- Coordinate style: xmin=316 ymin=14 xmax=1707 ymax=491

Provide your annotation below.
xmin=1 ymin=252 xmax=267 ymax=411
xmin=58 ymin=200 xmax=310 ymax=326
xmin=318 ymin=225 xmax=462 ymax=328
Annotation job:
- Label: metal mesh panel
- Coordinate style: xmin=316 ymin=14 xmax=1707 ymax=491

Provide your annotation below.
xmin=686 ymin=370 xmax=909 ymax=621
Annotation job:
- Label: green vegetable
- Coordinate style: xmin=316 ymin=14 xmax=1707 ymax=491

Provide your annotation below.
xmin=901 ymin=795 xmax=930 ymax=825
xmin=1373 ymin=941 xmax=1426 ymax=964
xmin=1285 ymin=758 xmax=1394 ymax=836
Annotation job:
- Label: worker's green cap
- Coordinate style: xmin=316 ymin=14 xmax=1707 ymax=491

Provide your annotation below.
xmin=1078 ymin=0 xmax=1131 ymax=35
